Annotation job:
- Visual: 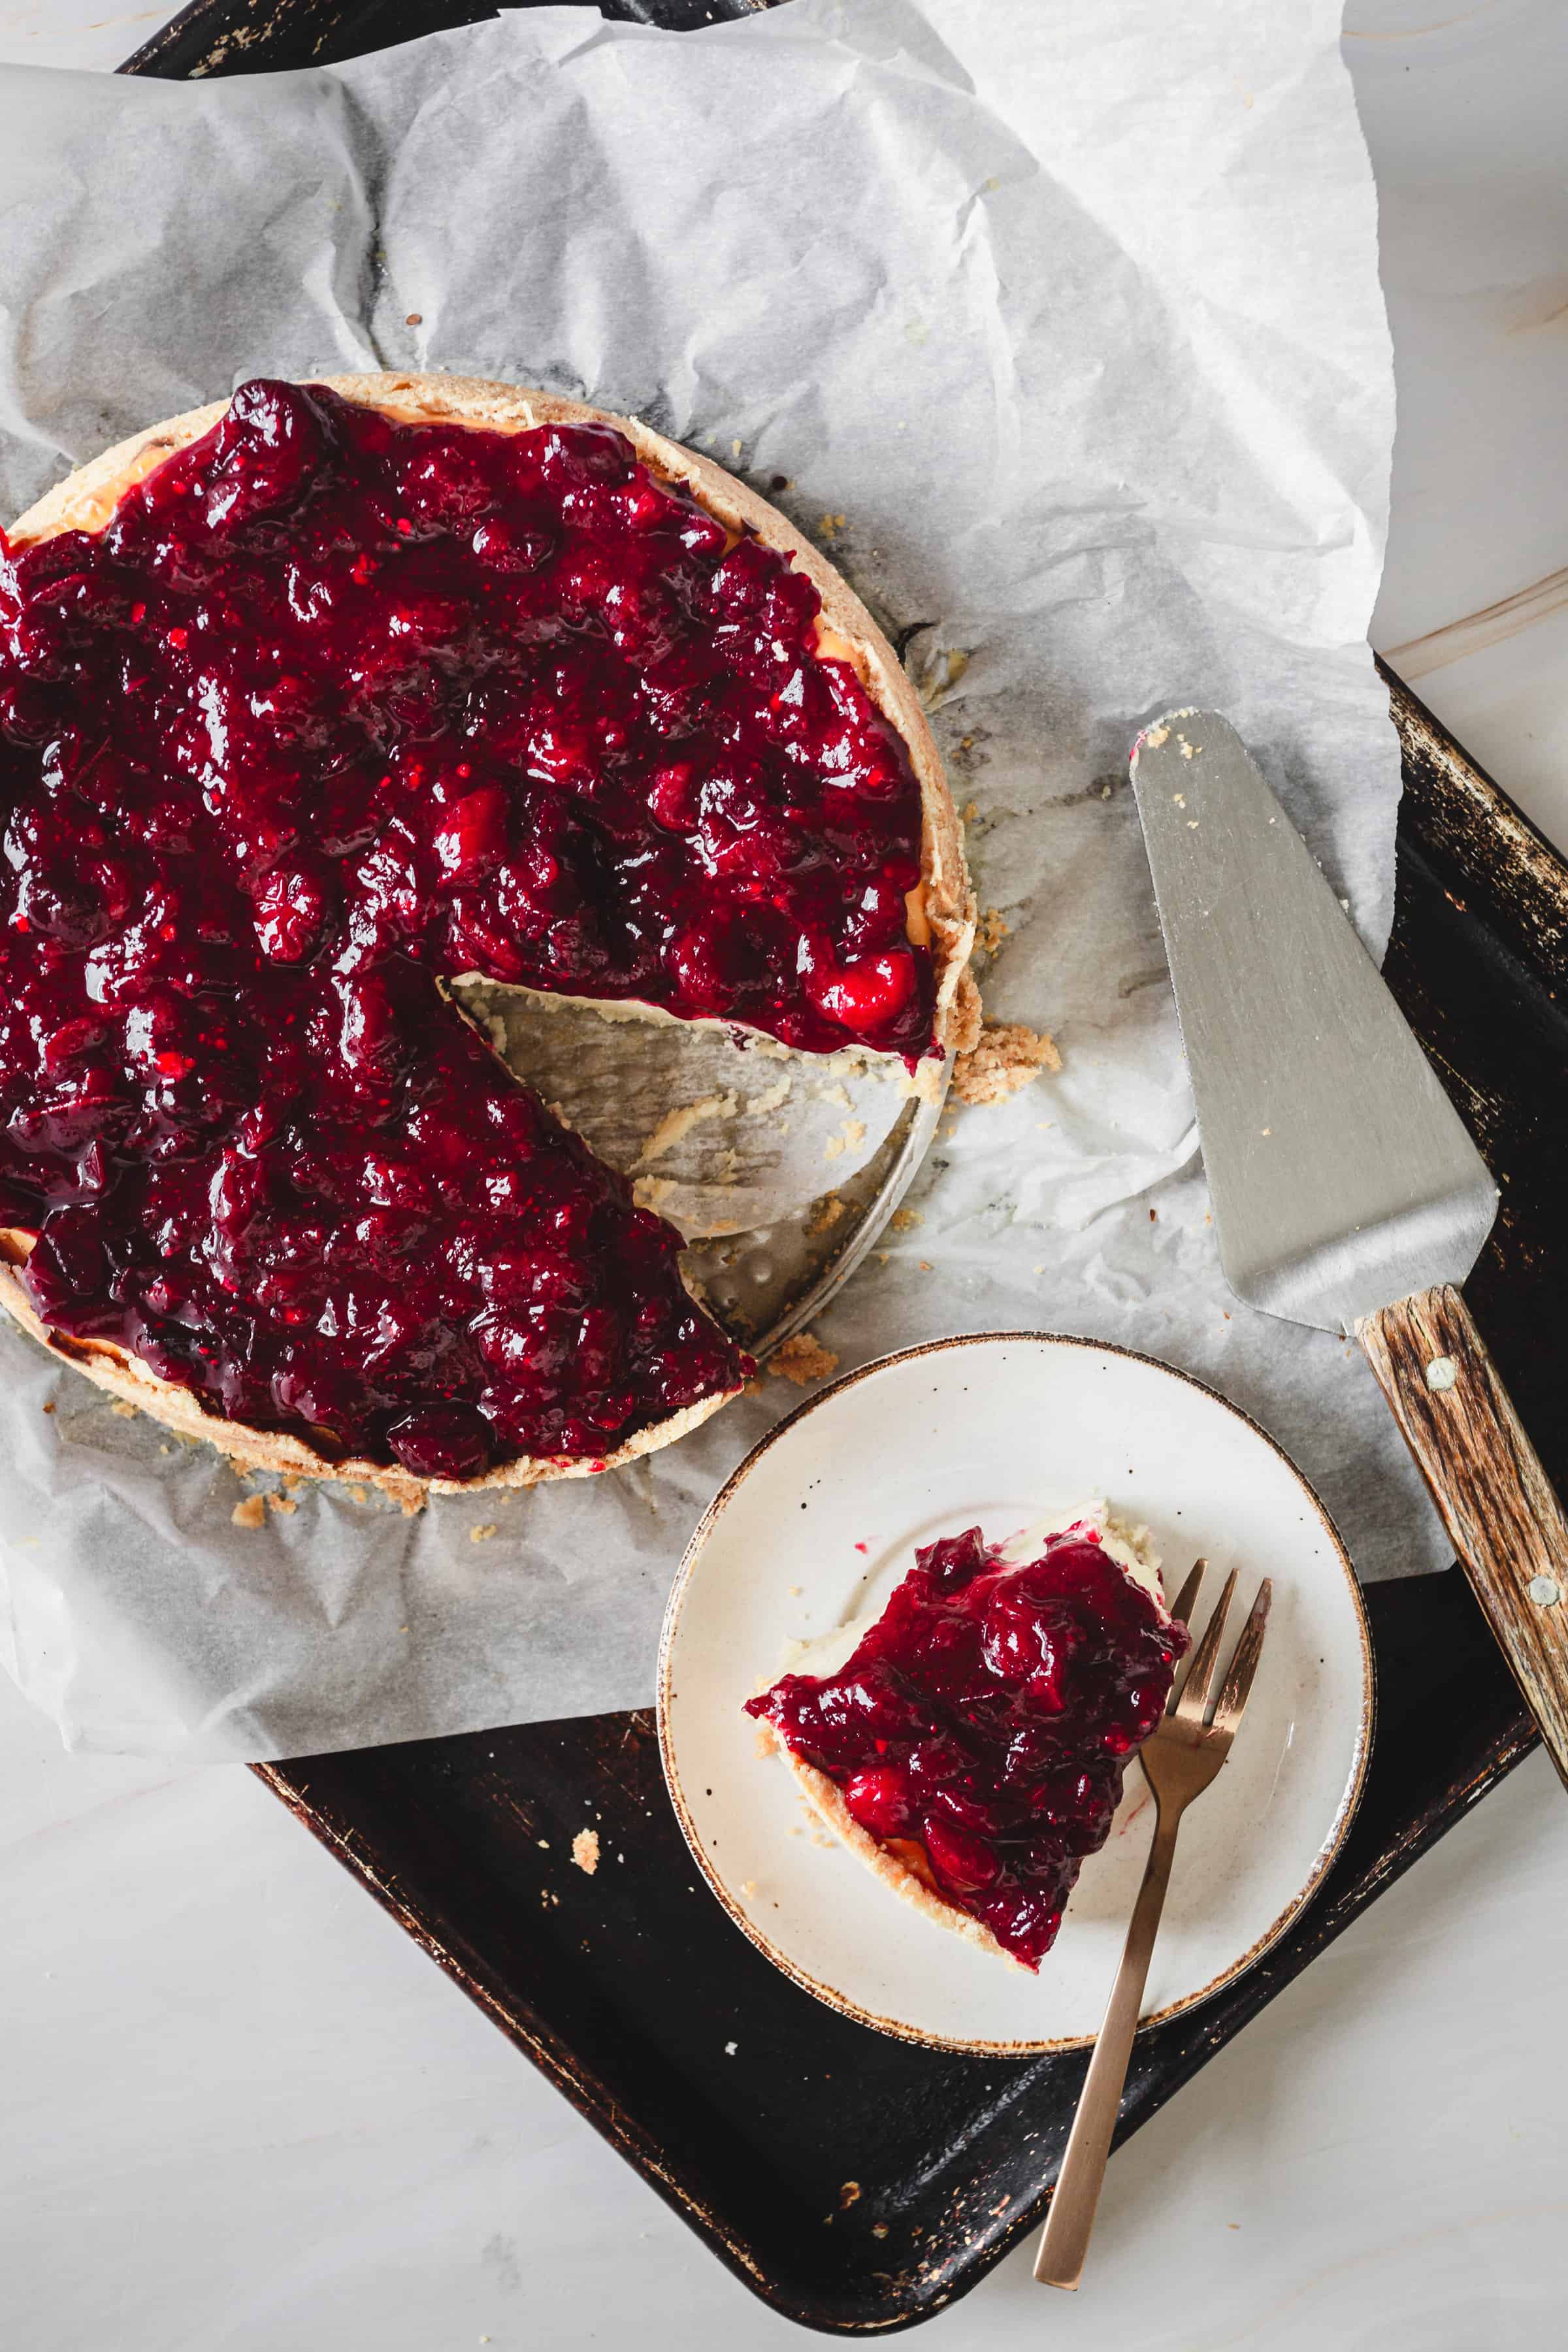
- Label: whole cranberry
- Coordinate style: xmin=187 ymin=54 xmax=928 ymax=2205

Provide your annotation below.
xmin=385 ymin=1401 xmax=493 ymax=1481
xmin=843 ymin=1764 xmax=915 ymax=1839
xmin=433 ymin=785 xmax=510 ymax=883
xmin=253 ymin=866 xmax=333 ymax=962
xmin=806 ymin=947 xmax=916 ymax=1037
xmin=204 ymin=380 xmax=334 ymax=529
xmin=923 ymin=1814 xmax=1000 ymax=1896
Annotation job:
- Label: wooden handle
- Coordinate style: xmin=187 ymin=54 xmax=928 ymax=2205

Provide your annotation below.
xmin=1358 ymin=1284 xmax=1568 ymax=1789
xmin=1034 ymin=1813 xmax=1179 ymax=2290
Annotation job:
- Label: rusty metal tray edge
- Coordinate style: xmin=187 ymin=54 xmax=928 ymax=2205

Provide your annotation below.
xmin=111 ymin=0 xmax=1560 ymax=2328
xmin=245 ymin=666 xmax=1556 ymax=2333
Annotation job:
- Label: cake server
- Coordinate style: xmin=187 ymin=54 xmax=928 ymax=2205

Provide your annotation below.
xmin=1130 ymin=708 xmax=1568 ymax=1787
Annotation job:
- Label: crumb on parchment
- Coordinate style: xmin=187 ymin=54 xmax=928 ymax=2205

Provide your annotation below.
xmin=889 ymin=1207 xmax=922 ymax=1232
xmin=231 ymin=1495 xmax=266 ymax=1531
xmin=808 ymin=1193 xmax=847 ymax=1237
xmin=974 ymin=907 xmax=1011 ymax=959
xmin=267 ymin=1491 xmax=297 ymax=1516
xmin=636 ymin=1091 xmax=737 ymax=1166
xmin=111 ymin=1399 xmax=138 ymax=1418
xmin=823 ymin=1119 xmax=866 ymax=1163
xmin=470 ymin=1522 xmax=498 ymax=1544
xmin=770 ymin=1332 xmax=840 ymax=1386
xmin=572 ymin=1828 xmax=600 ymax=1876
xmin=952 ymin=1021 xmax=1061 ymax=1107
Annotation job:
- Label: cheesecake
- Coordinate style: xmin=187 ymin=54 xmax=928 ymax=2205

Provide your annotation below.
xmin=745 ymin=1505 xmax=1189 ymax=1968
xmin=0 ymin=375 xmax=973 ymax=1503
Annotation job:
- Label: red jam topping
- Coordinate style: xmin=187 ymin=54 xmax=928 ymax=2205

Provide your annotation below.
xmin=745 ymin=1525 xmax=1188 ymax=1968
xmin=0 ymin=378 xmax=945 ymax=1475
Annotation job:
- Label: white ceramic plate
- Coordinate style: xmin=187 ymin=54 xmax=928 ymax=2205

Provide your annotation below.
xmin=659 ymin=1331 xmax=1374 ymax=2053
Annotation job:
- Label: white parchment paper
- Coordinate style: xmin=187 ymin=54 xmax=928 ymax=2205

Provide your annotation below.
xmin=0 ymin=0 xmax=1446 ymax=1762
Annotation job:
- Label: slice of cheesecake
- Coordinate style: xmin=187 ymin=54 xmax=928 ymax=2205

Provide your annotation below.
xmin=745 ymin=1503 xmax=1190 ymax=1969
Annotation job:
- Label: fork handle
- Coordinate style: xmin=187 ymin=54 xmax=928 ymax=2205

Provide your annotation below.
xmin=1034 ymin=1810 xmax=1180 ymax=2290
xmin=1358 ymin=1284 xmax=1568 ymax=1791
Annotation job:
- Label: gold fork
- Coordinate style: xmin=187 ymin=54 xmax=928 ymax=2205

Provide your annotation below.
xmin=1034 ymin=1561 xmax=1271 ymax=2291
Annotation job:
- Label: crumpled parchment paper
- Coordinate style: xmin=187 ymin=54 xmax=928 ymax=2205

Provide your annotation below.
xmin=0 ymin=0 xmax=1443 ymax=1762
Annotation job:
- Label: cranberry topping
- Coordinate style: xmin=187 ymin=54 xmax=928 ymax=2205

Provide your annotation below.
xmin=0 ymin=378 xmax=959 ymax=1471
xmin=745 ymin=1526 xmax=1189 ymax=1968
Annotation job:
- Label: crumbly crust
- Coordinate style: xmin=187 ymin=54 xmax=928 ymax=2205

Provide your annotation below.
xmin=951 ymin=1020 xmax=1061 ymax=1107
xmin=0 ymin=1243 xmax=733 ymax=1512
xmin=760 ymin=1719 xmax=1024 ymax=1967
xmin=4 ymin=373 xmax=972 ymax=1499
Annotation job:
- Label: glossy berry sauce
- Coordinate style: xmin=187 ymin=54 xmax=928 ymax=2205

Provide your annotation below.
xmin=0 ymin=380 xmax=938 ymax=1477
xmin=745 ymin=1525 xmax=1188 ymax=1967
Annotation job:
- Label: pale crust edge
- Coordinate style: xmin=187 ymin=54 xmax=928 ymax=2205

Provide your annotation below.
xmin=5 ymin=368 xmax=1005 ymax=1503
xmin=0 ymin=1248 xmax=736 ymax=1513
xmin=759 ymin=1722 xmax=1021 ymax=1969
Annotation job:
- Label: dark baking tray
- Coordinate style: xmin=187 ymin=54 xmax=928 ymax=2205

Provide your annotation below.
xmin=113 ymin=0 xmax=1563 ymax=2330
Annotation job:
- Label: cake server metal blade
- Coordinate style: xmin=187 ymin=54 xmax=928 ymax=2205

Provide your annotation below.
xmin=1128 ymin=709 xmax=1497 ymax=1335
xmin=1128 ymin=707 xmax=1568 ymax=1788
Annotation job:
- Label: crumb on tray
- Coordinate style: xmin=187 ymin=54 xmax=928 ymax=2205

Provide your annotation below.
xmin=231 ymin=1495 xmax=267 ymax=1531
xmin=572 ymin=1828 xmax=600 ymax=1876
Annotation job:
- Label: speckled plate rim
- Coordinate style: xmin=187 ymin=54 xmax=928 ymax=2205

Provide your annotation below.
xmin=657 ymin=1328 xmax=1377 ymax=2055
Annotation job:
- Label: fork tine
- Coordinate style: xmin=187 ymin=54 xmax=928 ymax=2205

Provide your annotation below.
xmin=1173 ymin=1568 xmax=1238 ymax=1724
xmin=1208 ymin=1580 xmax=1272 ymax=1739
xmin=1166 ymin=1558 xmax=1205 ymax=1634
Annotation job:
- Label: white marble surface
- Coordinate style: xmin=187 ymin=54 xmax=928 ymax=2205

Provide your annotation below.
xmin=3 ymin=2 xmax=1568 ymax=2345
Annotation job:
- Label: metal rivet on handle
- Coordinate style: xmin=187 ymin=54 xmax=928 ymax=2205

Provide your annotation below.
xmin=1425 ymin=1356 xmax=1458 ymax=1392
xmin=1529 ymin=1576 xmax=1561 ymax=1609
